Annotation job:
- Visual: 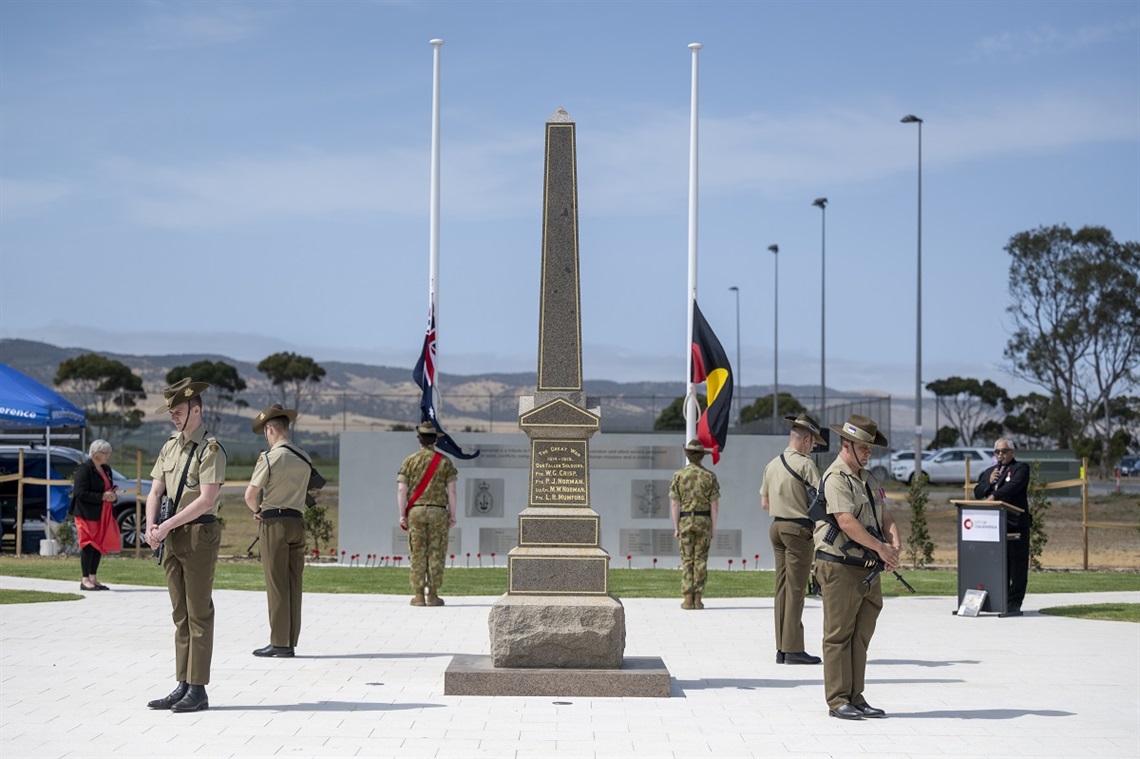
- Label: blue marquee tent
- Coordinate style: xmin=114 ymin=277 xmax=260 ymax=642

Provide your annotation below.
xmin=1 ymin=362 xmax=86 ymax=525
xmin=0 ymin=363 xmax=86 ymax=428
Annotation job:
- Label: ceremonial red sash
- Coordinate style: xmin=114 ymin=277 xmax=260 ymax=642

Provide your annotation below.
xmin=402 ymin=452 xmax=443 ymax=529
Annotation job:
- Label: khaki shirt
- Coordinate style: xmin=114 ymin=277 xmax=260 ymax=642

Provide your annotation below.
xmin=150 ymin=424 xmax=227 ymax=515
xmin=760 ymin=447 xmax=821 ymax=520
xmin=669 ymin=462 xmax=720 ymax=510
xmin=250 ymin=440 xmax=311 ymax=512
xmin=397 ymin=446 xmax=458 ymax=506
xmin=813 ymin=455 xmax=883 ymax=559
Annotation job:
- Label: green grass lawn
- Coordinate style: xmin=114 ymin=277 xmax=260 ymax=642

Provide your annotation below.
xmin=1039 ymin=603 xmax=1140 ymax=623
xmin=2 ymin=556 xmax=1138 ymax=598
xmin=0 ymin=588 xmax=83 ymax=604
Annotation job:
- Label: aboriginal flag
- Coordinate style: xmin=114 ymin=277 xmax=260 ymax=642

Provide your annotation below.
xmin=691 ymin=300 xmax=733 ymax=464
xmin=412 ymin=304 xmax=480 ymax=460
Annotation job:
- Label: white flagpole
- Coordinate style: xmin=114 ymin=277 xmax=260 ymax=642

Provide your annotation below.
xmin=429 ymin=39 xmax=443 ymax=330
xmin=684 ymin=43 xmax=702 ymax=446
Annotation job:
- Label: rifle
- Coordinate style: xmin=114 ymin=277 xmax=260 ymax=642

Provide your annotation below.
xmin=864 ymin=525 xmax=916 ymax=593
xmin=154 ymin=440 xmax=198 ymax=566
xmin=153 ymin=495 xmax=173 ymax=565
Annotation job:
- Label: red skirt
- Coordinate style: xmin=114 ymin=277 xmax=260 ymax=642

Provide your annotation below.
xmin=76 ymin=502 xmax=122 ymax=554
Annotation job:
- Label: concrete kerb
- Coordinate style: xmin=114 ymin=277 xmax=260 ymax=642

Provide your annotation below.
xmin=1 ymin=575 xmax=1137 ymax=758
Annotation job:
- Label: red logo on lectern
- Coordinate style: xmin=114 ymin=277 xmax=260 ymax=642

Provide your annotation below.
xmin=963 ymin=518 xmax=973 ymax=530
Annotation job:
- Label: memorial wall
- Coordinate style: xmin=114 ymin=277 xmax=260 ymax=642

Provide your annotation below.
xmin=340 ymin=431 xmax=788 ymax=569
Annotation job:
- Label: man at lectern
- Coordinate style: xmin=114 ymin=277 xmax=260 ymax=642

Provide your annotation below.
xmin=974 ymin=439 xmax=1031 ymax=616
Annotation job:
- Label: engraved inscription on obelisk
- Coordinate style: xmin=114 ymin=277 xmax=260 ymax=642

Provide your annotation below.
xmin=487 ymin=108 xmax=625 ymax=669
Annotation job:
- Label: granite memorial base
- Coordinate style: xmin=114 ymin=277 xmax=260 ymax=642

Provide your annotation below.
xmin=488 ymin=594 xmax=625 ymax=668
xmin=444 ymin=654 xmax=671 ymax=698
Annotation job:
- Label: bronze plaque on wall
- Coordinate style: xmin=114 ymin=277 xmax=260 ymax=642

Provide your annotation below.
xmin=530 ymin=439 xmax=589 ymax=507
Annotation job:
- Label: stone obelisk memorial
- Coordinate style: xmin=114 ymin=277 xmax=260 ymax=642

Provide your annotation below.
xmin=444 ymin=108 xmax=669 ymax=697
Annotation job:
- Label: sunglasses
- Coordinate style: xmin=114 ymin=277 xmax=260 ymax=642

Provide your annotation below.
xmin=994 ymin=448 xmax=1012 ymax=455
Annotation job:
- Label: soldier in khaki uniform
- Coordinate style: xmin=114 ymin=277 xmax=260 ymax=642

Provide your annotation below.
xmin=814 ymin=413 xmax=900 ymax=721
xmin=669 ymin=439 xmax=720 ymax=610
xmin=760 ymin=413 xmax=825 ymax=665
xmin=245 ymin=404 xmax=310 ymax=658
xmin=397 ymin=423 xmax=458 ymax=607
xmin=144 ymin=378 xmax=227 ymax=713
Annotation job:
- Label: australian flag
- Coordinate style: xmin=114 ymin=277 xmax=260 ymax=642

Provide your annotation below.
xmin=412 ymin=303 xmax=480 ymax=460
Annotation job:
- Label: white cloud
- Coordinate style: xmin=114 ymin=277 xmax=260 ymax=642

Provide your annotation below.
xmin=107 ymin=150 xmax=427 ymax=228
xmin=138 ymin=1 xmax=271 ymax=51
xmin=973 ymin=17 xmax=1140 ymax=61
xmin=0 ymin=178 xmax=73 ymax=219
xmin=74 ymin=89 xmax=1137 ymax=230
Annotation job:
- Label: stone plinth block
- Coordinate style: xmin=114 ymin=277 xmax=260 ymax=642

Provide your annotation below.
xmin=488 ymin=594 xmax=625 ymax=668
xmin=519 ymin=507 xmax=599 ymax=547
xmin=507 ymin=546 xmax=609 ymax=594
xmin=444 ymin=654 xmax=670 ymax=698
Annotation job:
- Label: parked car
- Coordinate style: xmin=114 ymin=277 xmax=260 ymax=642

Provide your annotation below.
xmin=891 ymin=449 xmax=935 ymax=464
xmin=892 ymin=447 xmax=994 ymax=485
xmin=0 ymin=445 xmax=151 ymax=548
xmin=1119 ymin=456 xmax=1139 ymax=477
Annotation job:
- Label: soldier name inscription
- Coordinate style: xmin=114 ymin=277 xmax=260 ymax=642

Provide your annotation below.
xmin=530 ymin=440 xmax=589 ymax=507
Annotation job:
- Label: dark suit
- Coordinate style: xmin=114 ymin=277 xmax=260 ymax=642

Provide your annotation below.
xmin=974 ymin=459 xmax=1031 ymax=607
xmin=69 ymin=460 xmax=114 ymax=521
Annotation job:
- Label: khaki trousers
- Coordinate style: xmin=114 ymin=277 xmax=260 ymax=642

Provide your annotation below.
xmin=261 ymin=514 xmax=306 ymax=647
xmin=770 ymin=520 xmax=814 ymax=653
xmin=678 ymin=516 xmax=712 ymax=595
xmin=819 ymin=560 xmax=882 ymax=710
xmin=163 ymin=521 xmax=220 ymax=685
xmin=407 ymin=505 xmax=449 ymax=592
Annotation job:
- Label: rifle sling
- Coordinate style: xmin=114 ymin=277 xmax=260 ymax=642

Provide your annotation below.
xmin=779 ymin=454 xmax=812 ymax=489
xmin=170 ymin=441 xmax=199 ymax=514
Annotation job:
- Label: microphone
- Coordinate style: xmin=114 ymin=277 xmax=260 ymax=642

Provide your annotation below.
xmin=991 ymin=464 xmax=1006 ymax=493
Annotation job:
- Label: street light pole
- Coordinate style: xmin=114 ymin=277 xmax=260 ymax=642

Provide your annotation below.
xmin=768 ymin=244 xmax=779 ymax=428
xmin=902 ymin=114 xmax=923 ymax=478
xmin=812 ymin=198 xmax=827 ymax=423
xmin=729 ymin=286 xmax=741 ymax=426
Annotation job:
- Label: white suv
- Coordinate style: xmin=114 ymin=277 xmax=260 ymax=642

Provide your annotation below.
xmin=892 ymin=447 xmax=994 ymax=485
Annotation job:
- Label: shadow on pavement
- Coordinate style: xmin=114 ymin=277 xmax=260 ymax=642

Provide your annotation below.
xmin=208 ymin=701 xmax=446 ymax=712
xmin=870 ymin=659 xmax=982 ymax=667
xmin=298 ymin=652 xmax=458 ymax=660
xmin=889 ymin=708 xmax=1075 ymax=719
xmin=675 ymin=676 xmax=964 ymax=693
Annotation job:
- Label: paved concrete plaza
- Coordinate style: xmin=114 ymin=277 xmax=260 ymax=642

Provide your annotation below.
xmin=1 ymin=573 xmax=1137 ymax=758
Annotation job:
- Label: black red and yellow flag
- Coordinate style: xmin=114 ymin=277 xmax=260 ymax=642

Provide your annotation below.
xmin=691 ymin=300 xmax=733 ymax=464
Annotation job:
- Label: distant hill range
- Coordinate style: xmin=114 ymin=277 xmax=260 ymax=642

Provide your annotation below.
xmin=0 ymin=338 xmax=886 ymax=441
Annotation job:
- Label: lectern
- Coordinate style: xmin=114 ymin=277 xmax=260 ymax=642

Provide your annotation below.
xmin=949 ymin=499 xmax=1025 ymax=615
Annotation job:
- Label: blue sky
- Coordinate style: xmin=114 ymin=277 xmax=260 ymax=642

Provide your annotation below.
xmin=2 ymin=1 xmax=1137 ymax=400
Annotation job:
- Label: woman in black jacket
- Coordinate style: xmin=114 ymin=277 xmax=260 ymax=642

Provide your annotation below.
xmin=69 ymin=440 xmax=122 ymax=590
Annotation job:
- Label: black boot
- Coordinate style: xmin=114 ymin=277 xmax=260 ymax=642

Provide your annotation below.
xmin=147 ymin=681 xmax=188 ymax=710
xmin=170 ymin=684 xmax=209 ymax=713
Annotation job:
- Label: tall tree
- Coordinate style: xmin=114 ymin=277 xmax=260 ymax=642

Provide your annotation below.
xmin=740 ymin=392 xmax=806 ymax=424
xmin=166 ymin=360 xmax=248 ymax=432
xmin=654 ymin=395 xmax=705 ymax=432
xmin=925 ymin=376 xmax=1007 ymax=446
xmin=1003 ymin=225 xmax=1140 ymax=457
xmin=54 ymin=353 xmax=146 ymax=434
xmin=931 ymin=426 xmax=960 ymax=449
xmin=257 ymin=352 xmax=326 ymax=413
xmin=1002 ymin=393 xmax=1071 ymax=449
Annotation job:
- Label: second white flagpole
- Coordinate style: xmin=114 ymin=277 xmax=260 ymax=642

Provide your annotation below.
xmin=685 ymin=42 xmax=701 ymax=446
xmin=429 ymin=38 xmax=443 ymax=397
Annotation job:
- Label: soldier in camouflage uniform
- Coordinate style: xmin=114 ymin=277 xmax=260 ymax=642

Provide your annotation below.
xmin=669 ymin=439 xmax=720 ymax=610
xmin=396 ymin=423 xmax=458 ymax=607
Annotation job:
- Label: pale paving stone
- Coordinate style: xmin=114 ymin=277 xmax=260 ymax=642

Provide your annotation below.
xmin=2 ymin=575 xmax=1138 ymax=758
